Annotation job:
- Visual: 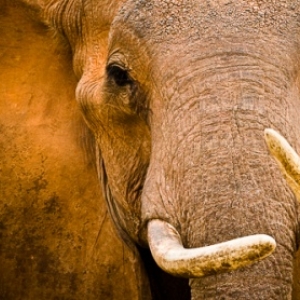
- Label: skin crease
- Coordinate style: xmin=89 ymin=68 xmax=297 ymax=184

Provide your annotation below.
xmin=16 ymin=0 xmax=300 ymax=299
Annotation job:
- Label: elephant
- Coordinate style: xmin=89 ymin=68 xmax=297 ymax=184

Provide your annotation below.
xmin=5 ymin=0 xmax=300 ymax=299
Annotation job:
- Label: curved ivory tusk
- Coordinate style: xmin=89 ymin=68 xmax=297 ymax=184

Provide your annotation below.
xmin=264 ymin=128 xmax=300 ymax=202
xmin=147 ymin=219 xmax=276 ymax=278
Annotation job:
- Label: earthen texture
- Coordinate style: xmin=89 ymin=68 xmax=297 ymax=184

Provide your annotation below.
xmin=0 ymin=1 xmax=139 ymax=299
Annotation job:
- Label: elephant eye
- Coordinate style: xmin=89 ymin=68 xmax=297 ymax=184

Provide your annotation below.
xmin=107 ymin=64 xmax=133 ymax=87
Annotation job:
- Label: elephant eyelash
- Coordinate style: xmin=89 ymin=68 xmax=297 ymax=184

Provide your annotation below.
xmin=105 ymin=64 xmax=150 ymax=121
xmin=106 ymin=64 xmax=134 ymax=87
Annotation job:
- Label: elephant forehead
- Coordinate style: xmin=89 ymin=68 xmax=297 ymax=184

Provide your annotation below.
xmin=114 ymin=0 xmax=300 ymax=42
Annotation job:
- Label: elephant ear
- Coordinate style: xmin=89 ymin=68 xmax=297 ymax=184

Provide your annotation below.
xmin=0 ymin=1 xmax=143 ymax=299
xmin=264 ymin=129 xmax=300 ymax=202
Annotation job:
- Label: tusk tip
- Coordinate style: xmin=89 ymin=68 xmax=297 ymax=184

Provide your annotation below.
xmin=264 ymin=128 xmax=276 ymax=136
xmin=255 ymin=234 xmax=276 ymax=257
xmin=263 ymin=128 xmax=291 ymax=158
xmin=264 ymin=128 xmax=280 ymax=144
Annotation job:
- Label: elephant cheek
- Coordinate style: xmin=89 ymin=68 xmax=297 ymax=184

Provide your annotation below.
xmin=92 ymin=115 xmax=151 ymax=244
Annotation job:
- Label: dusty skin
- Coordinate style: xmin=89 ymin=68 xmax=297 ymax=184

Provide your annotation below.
xmin=0 ymin=1 xmax=140 ymax=300
xmin=2 ymin=0 xmax=300 ymax=300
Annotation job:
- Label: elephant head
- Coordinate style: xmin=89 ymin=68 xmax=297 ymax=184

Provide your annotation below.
xmin=40 ymin=0 xmax=300 ymax=299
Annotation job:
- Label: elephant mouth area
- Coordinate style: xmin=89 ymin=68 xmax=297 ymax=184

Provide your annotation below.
xmin=137 ymin=245 xmax=191 ymax=300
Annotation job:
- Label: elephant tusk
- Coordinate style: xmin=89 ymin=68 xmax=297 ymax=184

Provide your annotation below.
xmin=264 ymin=128 xmax=300 ymax=202
xmin=147 ymin=219 xmax=276 ymax=278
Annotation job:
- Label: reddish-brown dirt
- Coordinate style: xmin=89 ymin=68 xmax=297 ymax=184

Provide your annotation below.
xmin=0 ymin=1 xmax=139 ymax=299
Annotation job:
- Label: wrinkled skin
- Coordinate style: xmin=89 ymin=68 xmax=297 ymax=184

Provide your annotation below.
xmin=7 ymin=0 xmax=300 ymax=299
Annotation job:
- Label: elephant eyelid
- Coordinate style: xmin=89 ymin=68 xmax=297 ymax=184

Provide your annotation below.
xmin=106 ymin=64 xmax=133 ymax=87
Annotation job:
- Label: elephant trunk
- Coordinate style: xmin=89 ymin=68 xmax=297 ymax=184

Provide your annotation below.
xmin=143 ymin=121 xmax=297 ymax=297
xmin=140 ymin=66 xmax=299 ymax=297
